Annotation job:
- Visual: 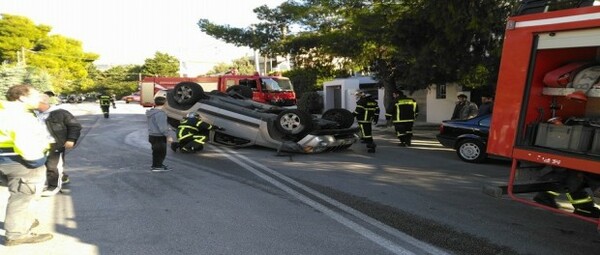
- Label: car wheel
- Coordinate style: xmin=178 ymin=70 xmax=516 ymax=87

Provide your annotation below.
xmin=456 ymin=139 xmax=487 ymax=163
xmin=275 ymin=109 xmax=313 ymax=136
xmin=226 ymin=85 xmax=253 ymax=99
xmin=321 ymin=108 xmax=355 ymax=129
xmin=173 ymin=82 xmax=205 ymax=105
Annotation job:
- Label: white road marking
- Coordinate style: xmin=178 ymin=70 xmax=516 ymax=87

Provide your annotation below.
xmin=216 ymin=146 xmax=451 ymax=255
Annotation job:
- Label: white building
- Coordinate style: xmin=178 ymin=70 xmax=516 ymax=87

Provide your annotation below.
xmin=425 ymin=84 xmax=475 ymax=123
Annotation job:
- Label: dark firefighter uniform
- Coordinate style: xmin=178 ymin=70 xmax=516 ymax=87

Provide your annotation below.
xmin=533 ymin=168 xmax=600 ymax=218
xmin=386 ymin=92 xmax=418 ymax=146
xmin=172 ymin=114 xmax=216 ymax=153
xmin=99 ymin=95 xmax=112 ymax=118
xmin=354 ymin=93 xmax=379 ymax=153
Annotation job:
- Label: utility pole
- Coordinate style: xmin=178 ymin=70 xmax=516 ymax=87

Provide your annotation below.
xmin=254 ymin=50 xmax=260 ymax=73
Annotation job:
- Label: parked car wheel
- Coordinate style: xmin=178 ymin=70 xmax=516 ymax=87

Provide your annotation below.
xmin=321 ymin=108 xmax=355 ymax=129
xmin=456 ymin=139 xmax=487 ymax=163
xmin=275 ymin=109 xmax=313 ymax=136
xmin=226 ymin=85 xmax=253 ymax=99
xmin=173 ymin=82 xmax=205 ymax=105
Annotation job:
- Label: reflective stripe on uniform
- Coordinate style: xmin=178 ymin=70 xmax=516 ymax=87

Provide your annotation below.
xmin=566 ymin=193 xmax=594 ymax=205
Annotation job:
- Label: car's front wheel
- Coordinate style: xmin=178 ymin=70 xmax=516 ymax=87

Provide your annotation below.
xmin=456 ymin=139 xmax=487 ymax=163
xmin=173 ymin=82 xmax=205 ymax=105
xmin=275 ymin=109 xmax=313 ymax=136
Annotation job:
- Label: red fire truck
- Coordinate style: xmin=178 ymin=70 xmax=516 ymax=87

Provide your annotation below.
xmin=485 ymin=2 xmax=600 ymax=230
xmin=139 ymin=72 xmax=296 ymax=107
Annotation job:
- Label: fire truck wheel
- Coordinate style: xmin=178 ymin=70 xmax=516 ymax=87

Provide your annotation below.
xmin=275 ymin=109 xmax=313 ymax=136
xmin=321 ymin=108 xmax=355 ymax=129
xmin=173 ymin=82 xmax=205 ymax=105
xmin=456 ymin=139 xmax=487 ymax=163
xmin=226 ymin=85 xmax=253 ymax=99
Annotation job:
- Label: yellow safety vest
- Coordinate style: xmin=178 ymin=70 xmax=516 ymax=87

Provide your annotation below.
xmin=0 ymin=101 xmax=49 ymax=160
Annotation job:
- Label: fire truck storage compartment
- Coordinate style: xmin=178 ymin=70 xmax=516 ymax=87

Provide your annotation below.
xmin=590 ymin=129 xmax=600 ymax=155
xmin=534 ymin=123 xmax=594 ymax=152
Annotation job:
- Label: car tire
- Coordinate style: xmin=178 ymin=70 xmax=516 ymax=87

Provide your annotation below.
xmin=173 ymin=82 xmax=205 ymax=105
xmin=226 ymin=85 xmax=253 ymax=99
xmin=321 ymin=108 xmax=355 ymax=129
xmin=456 ymin=139 xmax=487 ymax=163
xmin=275 ymin=109 xmax=313 ymax=136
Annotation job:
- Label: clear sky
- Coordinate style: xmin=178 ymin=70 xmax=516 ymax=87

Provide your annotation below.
xmin=0 ymin=0 xmax=285 ymax=75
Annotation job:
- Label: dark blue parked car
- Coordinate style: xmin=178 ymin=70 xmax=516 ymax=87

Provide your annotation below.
xmin=436 ymin=114 xmax=491 ymax=163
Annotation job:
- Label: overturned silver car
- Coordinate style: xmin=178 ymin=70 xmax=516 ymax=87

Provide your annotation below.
xmin=162 ymin=82 xmax=359 ymax=153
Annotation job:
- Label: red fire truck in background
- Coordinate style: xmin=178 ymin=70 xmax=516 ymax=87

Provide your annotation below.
xmin=485 ymin=1 xmax=600 ymax=231
xmin=139 ymin=72 xmax=296 ymax=107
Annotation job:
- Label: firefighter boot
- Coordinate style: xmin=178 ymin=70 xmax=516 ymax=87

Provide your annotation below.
xmin=568 ymin=190 xmax=600 ymax=218
xmin=533 ymin=191 xmax=559 ymax=209
xmin=171 ymin=142 xmax=179 ymax=152
xmin=573 ymin=203 xmax=600 ymax=218
xmin=367 ymin=143 xmax=376 ymax=153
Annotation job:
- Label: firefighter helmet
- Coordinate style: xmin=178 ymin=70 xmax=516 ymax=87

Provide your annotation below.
xmin=186 ymin=112 xmax=200 ymax=119
xmin=354 ymin=90 xmax=365 ymax=99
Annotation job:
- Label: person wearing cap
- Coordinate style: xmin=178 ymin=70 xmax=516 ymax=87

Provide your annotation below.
xmin=171 ymin=112 xmax=223 ymax=153
xmin=385 ymin=90 xmax=418 ymax=146
xmin=36 ymin=93 xmax=82 ymax=196
xmin=451 ymin=93 xmax=478 ymax=120
xmin=353 ymin=90 xmax=379 ymax=153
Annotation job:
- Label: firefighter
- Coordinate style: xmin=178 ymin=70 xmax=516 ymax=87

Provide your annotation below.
xmin=171 ymin=112 xmax=223 ymax=153
xmin=385 ymin=90 xmax=418 ymax=146
xmin=98 ymin=93 xmax=112 ymax=118
xmin=533 ymin=168 xmax=600 ymax=218
xmin=354 ymin=90 xmax=379 ymax=153
xmin=0 ymin=84 xmax=54 ymax=245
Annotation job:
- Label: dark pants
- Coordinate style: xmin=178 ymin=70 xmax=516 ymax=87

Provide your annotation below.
xmin=394 ymin=122 xmax=414 ymax=144
xmin=45 ymin=146 xmax=65 ymax=187
xmin=0 ymin=157 xmax=46 ymax=239
xmin=172 ymin=138 xmax=205 ymax=153
xmin=100 ymin=105 xmax=110 ymax=118
xmin=358 ymin=122 xmax=374 ymax=145
xmin=149 ymin=135 xmax=167 ymax=167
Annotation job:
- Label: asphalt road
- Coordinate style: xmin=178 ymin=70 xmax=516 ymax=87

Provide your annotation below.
xmin=1 ymin=101 xmax=600 ymax=255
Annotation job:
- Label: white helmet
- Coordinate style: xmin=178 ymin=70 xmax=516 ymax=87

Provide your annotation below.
xmin=186 ymin=112 xmax=200 ymax=119
xmin=354 ymin=90 xmax=365 ymax=99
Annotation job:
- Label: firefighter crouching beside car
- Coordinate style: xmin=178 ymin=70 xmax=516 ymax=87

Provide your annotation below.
xmin=0 ymin=84 xmax=54 ymax=246
xmin=171 ymin=112 xmax=223 ymax=153
xmin=386 ymin=90 xmax=418 ymax=146
xmin=354 ymin=91 xmax=379 ymax=153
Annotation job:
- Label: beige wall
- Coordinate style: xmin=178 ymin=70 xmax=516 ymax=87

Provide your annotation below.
xmin=426 ymin=84 xmax=473 ymax=124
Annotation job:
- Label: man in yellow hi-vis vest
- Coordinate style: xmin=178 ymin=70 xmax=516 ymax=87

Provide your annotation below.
xmin=385 ymin=90 xmax=418 ymax=146
xmin=0 ymin=84 xmax=53 ymax=246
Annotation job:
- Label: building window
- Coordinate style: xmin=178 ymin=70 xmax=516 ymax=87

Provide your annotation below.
xmin=436 ymin=84 xmax=446 ymax=99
